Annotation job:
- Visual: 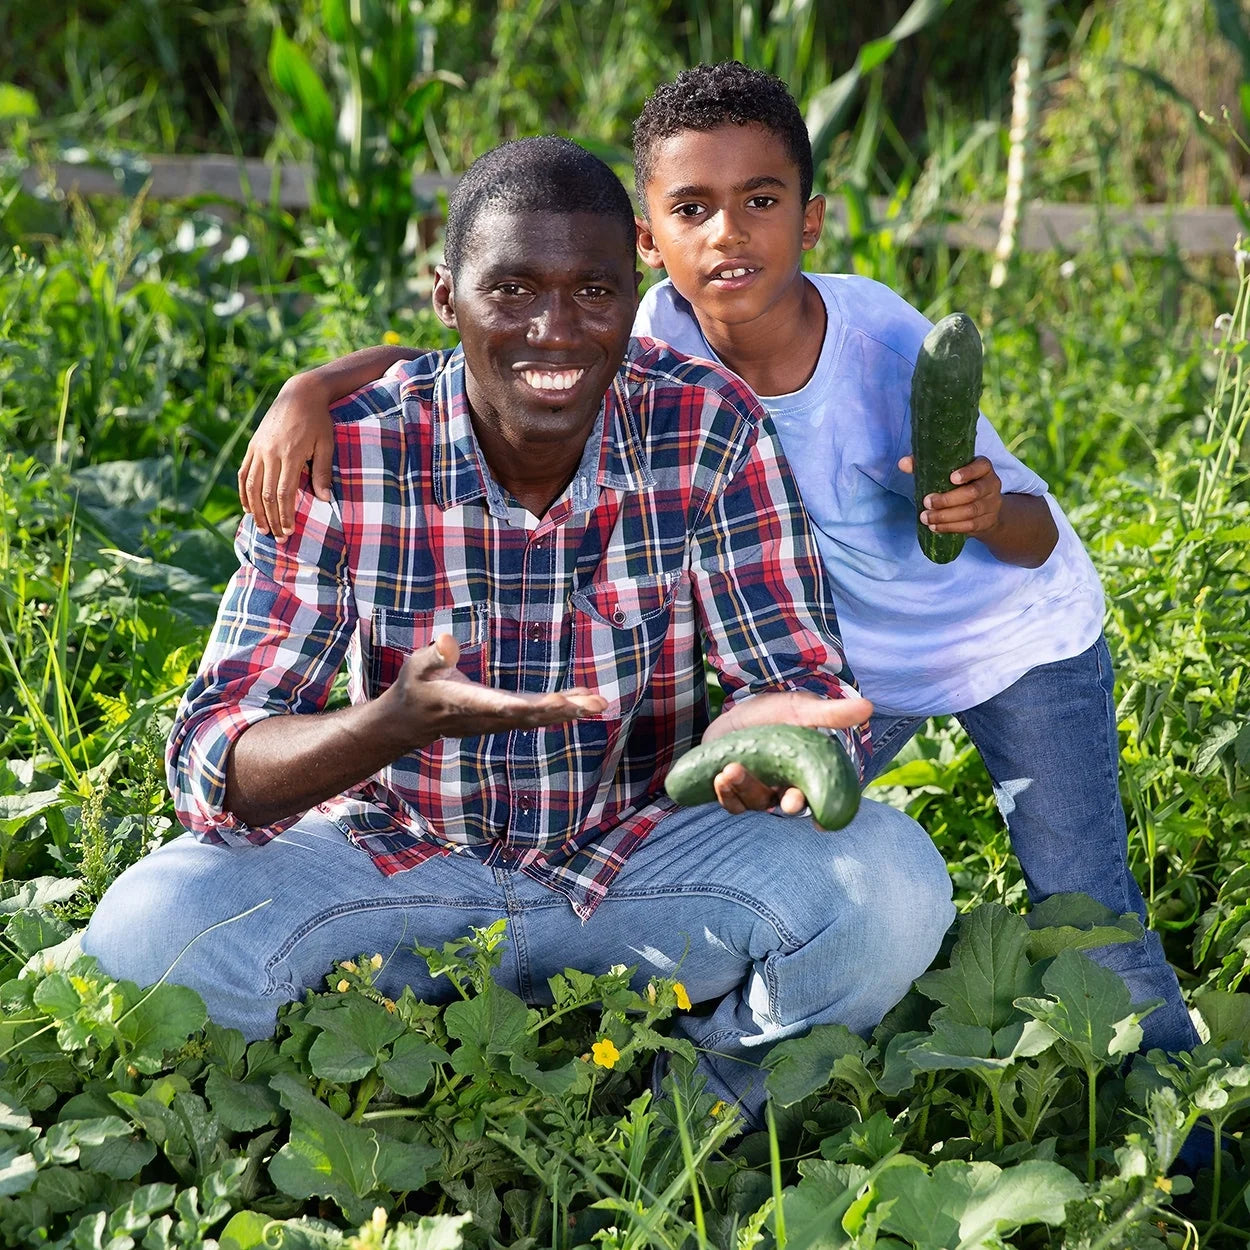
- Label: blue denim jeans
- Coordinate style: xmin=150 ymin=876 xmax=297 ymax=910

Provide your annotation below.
xmin=83 ymin=798 xmax=953 ymax=1127
xmin=862 ymin=634 xmax=1199 ymax=1054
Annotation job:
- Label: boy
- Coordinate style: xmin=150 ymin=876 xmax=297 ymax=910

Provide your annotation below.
xmin=238 ymin=66 xmax=1196 ymax=1055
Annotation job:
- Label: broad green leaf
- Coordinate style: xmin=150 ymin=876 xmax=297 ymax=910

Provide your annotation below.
xmin=269 ymin=1074 xmax=439 ymax=1224
xmin=0 ymin=874 xmax=82 ymax=915
xmin=268 ymin=29 xmax=337 ymax=147
xmin=218 ymin=1209 xmax=274 ymax=1250
xmin=0 ymin=1089 xmax=32 ymax=1131
xmin=5 ymin=908 xmax=74 ymax=958
xmin=508 ymin=1053 xmax=589 ymax=1097
xmin=0 ymin=1143 xmax=36 ymax=1197
xmin=1025 ymin=894 xmax=1144 ymax=960
xmin=443 ymin=983 xmax=533 ymax=1074
xmin=0 ymin=788 xmax=63 ymax=839
xmin=1195 ymin=989 xmax=1250 ymax=1046
xmin=386 ymin=1212 xmax=473 ymax=1249
xmin=877 ymin=1159 xmax=1084 ymax=1249
xmin=916 ymin=904 xmax=1036 ymax=1033
xmin=765 ymin=1023 xmax=868 ymax=1106
xmin=0 ymin=83 xmax=38 ymax=122
xmin=1015 ymin=949 xmax=1151 ymax=1066
xmin=858 ymin=37 xmax=896 ymax=75
xmin=305 ymin=996 xmax=406 ymax=1063
xmin=117 ymin=982 xmax=208 ymax=1073
xmin=205 ymin=1068 xmax=282 ymax=1132
xmin=78 ymin=1131 xmax=157 ymax=1179
xmin=321 ymin=0 xmax=351 ymax=42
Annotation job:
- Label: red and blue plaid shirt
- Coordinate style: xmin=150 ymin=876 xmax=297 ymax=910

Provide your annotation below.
xmin=168 ymin=340 xmax=865 ymax=918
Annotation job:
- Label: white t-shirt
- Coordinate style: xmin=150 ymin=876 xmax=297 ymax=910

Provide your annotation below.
xmin=633 ymin=274 xmax=1105 ymax=717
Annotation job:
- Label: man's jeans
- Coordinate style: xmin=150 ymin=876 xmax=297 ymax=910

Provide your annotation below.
xmin=83 ymin=798 xmax=953 ymax=1127
xmin=863 ymin=634 xmax=1200 ymax=1055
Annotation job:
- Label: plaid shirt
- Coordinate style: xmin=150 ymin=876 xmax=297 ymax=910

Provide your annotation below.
xmin=168 ymin=339 xmax=865 ymax=918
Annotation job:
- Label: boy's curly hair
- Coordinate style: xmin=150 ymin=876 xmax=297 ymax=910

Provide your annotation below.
xmin=632 ymin=61 xmax=814 ymax=216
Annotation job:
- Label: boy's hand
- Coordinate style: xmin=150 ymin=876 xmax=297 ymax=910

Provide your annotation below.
xmin=239 ymin=375 xmax=336 ymax=543
xmin=898 ymin=454 xmax=1003 ymax=536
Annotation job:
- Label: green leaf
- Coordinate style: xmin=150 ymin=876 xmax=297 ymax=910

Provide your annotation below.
xmin=0 ymin=874 xmax=81 ymax=915
xmin=0 ymin=83 xmax=37 ymax=122
xmin=268 ymin=29 xmax=337 ymax=147
xmin=0 ymin=1143 xmax=36 ymax=1197
xmin=765 ymin=1024 xmax=869 ymax=1106
xmin=1195 ymin=989 xmax=1250 ymax=1045
xmin=320 ymin=0 xmax=351 ymax=42
xmin=916 ymin=904 xmax=1037 ymax=1033
xmin=117 ymin=982 xmax=208 ymax=1073
xmin=1015 ymin=949 xmax=1153 ymax=1066
xmin=877 ymin=1158 xmax=1085 ymax=1248
xmin=1025 ymin=894 xmax=1144 ymax=960
xmin=219 ymin=1209 xmax=275 ymax=1250
xmin=268 ymin=1074 xmax=439 ymax=1224
xmin=508 ymin=1053 xmax=589 ymax=1097
xmin=5 ymin=908 xmax=74 ymax=958
xmin=858 ymin=37 xmax=897 ymax=75
xmin=0 ymin=788 xmax=64 ymax=839
xmin=443 ymin=983 xmax=533 ymax=1074
xmin=205 ymin=1068 xmax=282 ymax=1132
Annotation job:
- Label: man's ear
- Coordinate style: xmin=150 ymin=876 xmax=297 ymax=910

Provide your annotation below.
xmin=802 ymin=195 xmax=826 ymax=253
xmin=635 ymin=215 xmax=665 ymax=272
xmin=432 ymin=264 xmax=457 ymax=329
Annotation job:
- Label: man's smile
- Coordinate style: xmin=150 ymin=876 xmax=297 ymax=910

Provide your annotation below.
xmin=515 ymin=365 xmax=589 ymax=396
xmin=707 ymin=263 xmax=761 ymax=287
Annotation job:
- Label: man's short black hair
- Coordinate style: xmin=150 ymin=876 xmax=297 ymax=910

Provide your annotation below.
xmin=632 ymin=61 xmax=814 ymax=215
xmin=443 ymin=136 xmax=635 ymax=275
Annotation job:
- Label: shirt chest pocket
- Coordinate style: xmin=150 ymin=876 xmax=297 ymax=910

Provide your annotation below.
xmin=568 ymin=572 xmax=681 ymax=719
xmin=368 ymin=605 xmax=489 ymax=699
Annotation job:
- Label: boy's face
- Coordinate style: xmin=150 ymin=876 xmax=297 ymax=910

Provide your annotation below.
xmin=636 ymin=123 xmax=824 ymax=329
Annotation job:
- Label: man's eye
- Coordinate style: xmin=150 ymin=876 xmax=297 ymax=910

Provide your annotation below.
xmin=494 ymin=283 xmax=526 ymax=296
xmin=579 ymin=286 xmax=612 ymax=298
xmin=673 ymin=204 xmax=703 ymax=219
xmin=747 ymin=196 xmax=777 ymax=210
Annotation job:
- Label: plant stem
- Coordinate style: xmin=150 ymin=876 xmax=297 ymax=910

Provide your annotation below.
xmin=768 ymin=1102 xmax=786 ymax=1250
xmin=1086 ymin=1060 xmax=1099 ymax=1184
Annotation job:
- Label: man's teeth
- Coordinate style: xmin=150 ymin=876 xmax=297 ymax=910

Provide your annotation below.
xmin=521 ymin=369 xmax=584 ymax=391
xmin=716 ymin=267 xmax=753 ymax=279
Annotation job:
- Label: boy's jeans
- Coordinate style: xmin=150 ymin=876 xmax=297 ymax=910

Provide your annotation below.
xmin=863 ymin=633 xmax=1200 ymax=1055
xmin=84 ymin=797 xmax=953 ymax=1127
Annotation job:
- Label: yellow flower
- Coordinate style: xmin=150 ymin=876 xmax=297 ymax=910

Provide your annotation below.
xmin=673 ymin=981 xmax=692 ymax=1011
xmin=370 ymin=953 xmax=384 ymax=970
xmin=382 ymin=998 xmax=396 ymax=1013
xmin=591 ymin=1038 xmax=620 ymax=1069
xmin=336 ymin=979 xmax=351 ymax=993
xmin=710 ymin=1100 xmax=727 ymax=1117
xmin=340 ymin=960 xmax=358 ymax=974
xmin=382 ymin=329 xmax=403 ymax=345
xmin=1154 ymin=1175 xmax=1173 ymax=1194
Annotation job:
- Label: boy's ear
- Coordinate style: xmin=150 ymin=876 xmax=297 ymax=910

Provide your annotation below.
xmin=635 ymin=215 xmax=665 ymax=272
xmin=802 ymin=195 xmax=826 ymax=253
xmin=432 ymin=264 xmax=457 ymax=329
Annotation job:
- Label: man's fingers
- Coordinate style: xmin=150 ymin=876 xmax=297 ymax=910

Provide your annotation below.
xmin=706 ymin=691 xmax=872 ymax=740
xmin=949 ymin=456 xmax=993 ymax=485
xmin=238 ymin=451 xmax=254 ymax=514
xmin=245 ymin=465 xmax=270 ymax=535
xmin=897 ymin=454 xmax=914 ymax=474
xmin=271 ymin=457 xmax=294 ymax=543
xmin=311 ymin=438 xmax=334 ymax=502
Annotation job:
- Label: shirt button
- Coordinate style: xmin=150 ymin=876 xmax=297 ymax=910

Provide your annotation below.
xmin=528 ymin=623 xmax=542 ymax=641
xmin=611 ymin=608 xmax=626 ymax=625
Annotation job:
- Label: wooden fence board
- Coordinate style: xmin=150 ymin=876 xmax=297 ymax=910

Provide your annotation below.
xmin=13 ymin=153 xmax=1244 ymax=257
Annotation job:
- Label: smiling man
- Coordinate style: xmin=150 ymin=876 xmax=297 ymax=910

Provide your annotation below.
xmin=83 ymin=137 xmax=953 ymax=1126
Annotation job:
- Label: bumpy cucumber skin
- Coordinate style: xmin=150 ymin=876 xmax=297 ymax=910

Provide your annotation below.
xmin=910 ymin=312 xmax=983 ymax=565
xmin=664 ymin=725 xmax=860 ymax=831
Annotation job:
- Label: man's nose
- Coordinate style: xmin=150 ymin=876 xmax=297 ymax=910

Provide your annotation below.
xmin=709 ymin=207 xmax=747 ymax=249
xmin=528 ymin=294 xmax=577 ymax=346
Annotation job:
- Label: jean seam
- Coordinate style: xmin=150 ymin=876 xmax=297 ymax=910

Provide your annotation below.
xmin=590 ymin=885 xmax=800 ymax=949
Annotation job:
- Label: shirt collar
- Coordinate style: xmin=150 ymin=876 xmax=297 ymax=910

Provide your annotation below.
xmin=427 ymin=348 xmax=654 ymax=516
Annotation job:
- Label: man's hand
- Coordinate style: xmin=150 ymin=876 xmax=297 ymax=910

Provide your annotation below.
xmin=239 ymin=374 xmax=336 ymax=542
xmin=899 ymin=454 xmax=1002 ymax=537
xmin=388 ymin=635 xmax=608 ymax=748
xmin=701 ymin=690 xmax=871 ymax=819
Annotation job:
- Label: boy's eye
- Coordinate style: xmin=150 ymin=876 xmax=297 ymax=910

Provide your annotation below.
xmin=672 ymin=203 xmax=704 ymax=219
xmin=746 ymin=196 xmax=777 ymax=210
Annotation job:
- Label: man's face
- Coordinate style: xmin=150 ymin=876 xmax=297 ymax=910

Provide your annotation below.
xmin=636 ymin=123 xmax=823 ymax=329
xmin=434 ymin=209 xmax=639 ymax=448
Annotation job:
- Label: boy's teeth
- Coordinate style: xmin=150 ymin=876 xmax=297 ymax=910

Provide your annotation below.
xmin=717 ymin=267 xmax=753 ymax=279
xmin=521 ymin=369 xmax=583 ymax=391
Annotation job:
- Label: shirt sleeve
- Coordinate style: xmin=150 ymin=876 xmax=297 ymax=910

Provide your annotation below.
xmin=165 ymin=498 xmax=357 ymax=844
xmin=686 ymin=390 xmax=868 ymax=777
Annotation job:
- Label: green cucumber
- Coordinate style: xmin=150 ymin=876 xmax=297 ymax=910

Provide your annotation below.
xmin=910 ymin=312 xmax=983 ymax=564
xmin=664 ymin=725 xmax=860 ymax=830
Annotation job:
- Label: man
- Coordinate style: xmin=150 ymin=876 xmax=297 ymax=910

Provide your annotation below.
xmin=84 ymin=137 xmax=953 ymax=1125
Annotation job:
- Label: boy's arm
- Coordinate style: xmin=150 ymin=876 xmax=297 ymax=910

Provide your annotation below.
xmin=901 ymin=454 xmax=1059 ymax=568
xmin=239 ymin=345 xmax=420 ymax=541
